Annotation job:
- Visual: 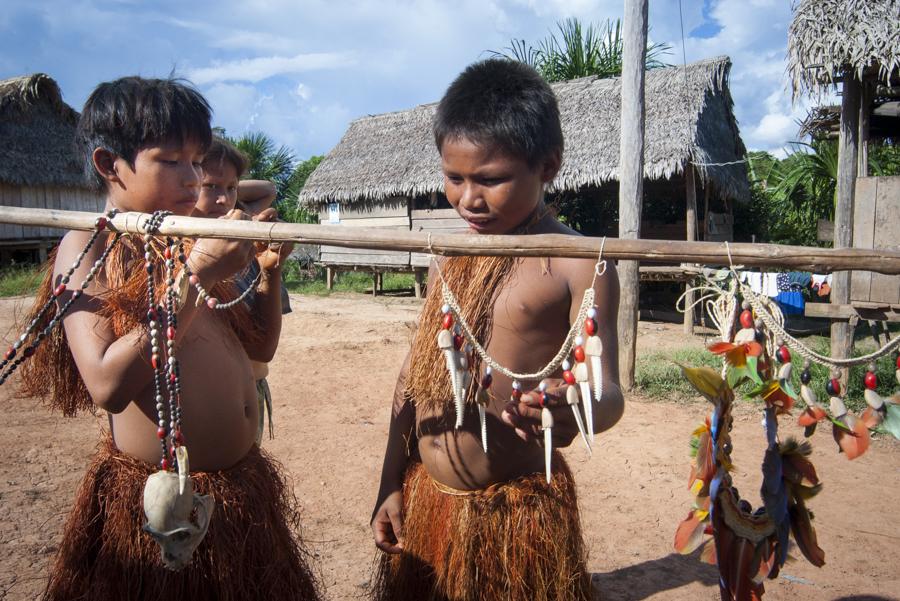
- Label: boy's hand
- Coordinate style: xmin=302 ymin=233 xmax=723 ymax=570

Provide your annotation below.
xmin=501 ymin=379 xmax=581 ymax=447
xmin=189 ymin=209 xmax=256 ymax=284
xmin=253 ymin=208 xmax=294 ymax=271
xmin=371 ymin=490 xmax=404 ymax=554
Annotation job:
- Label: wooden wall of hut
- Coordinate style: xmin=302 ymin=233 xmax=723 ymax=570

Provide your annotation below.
xmin=0 ymin=183 xmax=103 ymax=241
xmin=317 ymin=196 xmax=411 ymax=267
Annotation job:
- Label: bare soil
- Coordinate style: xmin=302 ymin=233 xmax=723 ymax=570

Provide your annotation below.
xmin=0 ymin=294 xmax=897 ymax=600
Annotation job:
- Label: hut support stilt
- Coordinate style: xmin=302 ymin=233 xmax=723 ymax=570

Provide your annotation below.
xmin=617 ymin=0 xmax=649 ymax=390
xmin=832 ymin=76 xmax=861 ymax=385
xmin=683 ymin=167 xmax=697 ymax=335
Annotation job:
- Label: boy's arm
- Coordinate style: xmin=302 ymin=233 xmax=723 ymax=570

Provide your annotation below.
xmin=59 ymin=214 xmax=255 ymax=414
xmin=237 ymin=180 xmax=277 ymax=215
xmin=372 ymin=350 xmax=416 ymax=554
xmin=240 ymin=209 xmax=292 ymax=362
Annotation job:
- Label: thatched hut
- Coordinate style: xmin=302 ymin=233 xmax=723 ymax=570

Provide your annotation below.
xmin=788 ymin=0 xmax=900 ymax=367
xmin=299 ymin=56 xmax=748 ymax=291
xmin=0 ymin=73 xmax=103 ymax=262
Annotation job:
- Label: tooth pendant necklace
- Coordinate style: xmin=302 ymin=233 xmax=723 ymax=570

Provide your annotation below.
xmin=433 ymin=241 xmax=607 ymax=483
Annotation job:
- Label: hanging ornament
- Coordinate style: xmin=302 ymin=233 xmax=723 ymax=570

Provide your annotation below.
xmin=476 ymin=367 xmax=492 ymax=453
xmin=563 ymin=360 xmax=590 ymax=453
xmin=539 ymin=381 xmax=554 ymax=484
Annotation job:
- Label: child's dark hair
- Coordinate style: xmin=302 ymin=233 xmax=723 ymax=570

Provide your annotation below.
xmin=433 ymin=59 xmax=563 ymax=167
xmin=77 ymin=76 xmax=213 ymax=191
xmin=203 ymin=136 xmax=249 ymax=178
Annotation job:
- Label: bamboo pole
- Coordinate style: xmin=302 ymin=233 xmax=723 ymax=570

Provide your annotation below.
xmin=617 ymin=0 xmax=649 ymax=390
xmin=1 ymin=205 xmax=900 ymax=274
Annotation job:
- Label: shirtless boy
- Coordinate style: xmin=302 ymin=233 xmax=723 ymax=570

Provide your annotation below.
xmin=370 ymin=59 xmax=624 ymax=601
xmin=21 ymin=77 xmax=319 ymax=600
xmin=194 ymin=135 xmax=293 ymax=442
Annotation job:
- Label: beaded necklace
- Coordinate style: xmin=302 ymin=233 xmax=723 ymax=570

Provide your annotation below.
xmin=432 ymin=237 xmax=608 ymax=483
xmin=0 ymin=210 xmax=121 ymax=385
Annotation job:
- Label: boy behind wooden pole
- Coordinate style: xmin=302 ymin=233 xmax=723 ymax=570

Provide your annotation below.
xmin=20 ymin=77 xmax=321 ymax=601
xmin=370 ymin=59 xmax=624 ymax=601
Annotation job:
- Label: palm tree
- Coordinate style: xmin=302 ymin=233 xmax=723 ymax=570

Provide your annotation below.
xmin=230 ymin=131 xmax=296 ymax=201
xmin=492 ymin=17 xmax=671 ymax=83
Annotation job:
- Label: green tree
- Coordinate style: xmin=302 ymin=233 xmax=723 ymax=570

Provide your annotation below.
xmin=492 ymin=17 xmax=671 ymax=83
xmin=230 ymin=131 xmax=297 ymax=201
xmin=280 ymin=155 xmax=324 ymax=224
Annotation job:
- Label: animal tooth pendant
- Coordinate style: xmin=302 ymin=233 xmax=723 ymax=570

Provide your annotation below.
xmin=563 ymin=360 xmax=591 ymax=453
xmin=539 ymin=381 xmax=554 ymax=484
xmin=457 ymin=349 xmax=471 ymax=429
xmin=438 ymin=305 xmax=464 ymax=428
xmin=573 ymin=336 xmax=595 ymax=442
xmin=477 ymin=367 xmax=492 ymax=452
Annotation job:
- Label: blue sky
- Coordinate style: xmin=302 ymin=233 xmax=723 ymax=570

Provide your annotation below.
xmin=1 ymin=0 xmax=820 ymax=161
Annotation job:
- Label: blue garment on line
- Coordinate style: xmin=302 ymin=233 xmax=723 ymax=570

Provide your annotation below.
xmin=775 ymin=290 xmax=805 ymax=316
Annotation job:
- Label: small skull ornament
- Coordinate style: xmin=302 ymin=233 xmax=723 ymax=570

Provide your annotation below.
xmin=142 ymin=448 xmax=213 ymax=571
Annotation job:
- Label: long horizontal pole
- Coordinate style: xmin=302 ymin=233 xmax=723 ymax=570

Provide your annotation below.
xmin=2 ymin=205 xmax=900 ymax=274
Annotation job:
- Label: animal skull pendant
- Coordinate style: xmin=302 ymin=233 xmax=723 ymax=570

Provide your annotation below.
xmin=142 ymin=447 xmax=213 ymax=571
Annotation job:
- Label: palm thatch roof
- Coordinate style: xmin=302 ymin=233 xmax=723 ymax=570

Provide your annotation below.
xmin=788 ymin=0 xmax=900 ymax=98
xmin=299 ymin=56 xmax=748 ymax=207
xmin=0 ymin=73 xmax=91 ymax=188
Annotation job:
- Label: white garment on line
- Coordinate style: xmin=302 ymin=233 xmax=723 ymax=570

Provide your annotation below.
xmin=762 ymin=273 xmax=779 ymax=297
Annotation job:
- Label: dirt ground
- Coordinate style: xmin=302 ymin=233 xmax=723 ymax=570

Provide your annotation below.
xmin=0 ymin=293 xmax=897 ymax=601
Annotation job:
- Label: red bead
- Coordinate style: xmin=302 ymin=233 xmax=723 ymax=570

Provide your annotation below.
xmin=829 ymin=378 xmax=841 ymax=395
xmin=739 ymin=310 xmax=753 ymax=329
xmin=164 ymin=247 xmax=172 ymax=260
xmin=563 ymin=370 xmax=576 ymax=385
xmin=53 ymin=283 xmax=66 ymax=297
xmin=151 ymin=354 xmax=159 ymax=370
xmin=95 ymin=217 xmax=107 ymax=230
xmin=573 ymin=346 xmax=586 ymax=363
xmin=511 ymin=389 xmax=522 ymax=401
xmin=5 ymin=347 xmax=15 ymax=361
xmin=170 ymin=373 xmax=177 ymax=383
xmin=160 ymin=458 xmax=170 ymax=471
xmin=167 ymin=326 xmax=176 ymax=340
xmin=189 ymin=274 xmax=200 ymax=286
xmin=175 ymin=431 xmax=184 ymax=445
xmin=453 ymin=334 xmax=464 ymax=350
xmin=896 ymin=355 xmax=900 ymax=370
xmin=206 ymin=297 xmax=218 ymax=309
xmin=864 ymin=371 xmax=877 ymax=390
xmin=157 ymin=427 xmax=166 ymax=439
xmin=776 ymin=346 xmax=791 ymax=363
xmin=585 ymin=318 xmax=597 ymax=336
xmin=540 ymin=392 xmax=550 ymax=408
xmin=441 ymin=313 xmax=453 ymax=330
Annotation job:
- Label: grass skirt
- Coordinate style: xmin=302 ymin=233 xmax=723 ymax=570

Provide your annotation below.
xmin=43 ymin=436 xmax=321 ymax=601
xmin=372 ymin=453 xmax=592 ymax=601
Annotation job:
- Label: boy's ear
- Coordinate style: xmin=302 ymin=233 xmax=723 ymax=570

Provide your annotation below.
xmin=92 ymin=148 xmax=123 ymax=186
xmin=541 ymin=149 xmax=562 ymax=183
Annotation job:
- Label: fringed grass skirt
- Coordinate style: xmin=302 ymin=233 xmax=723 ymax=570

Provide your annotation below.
xmin=43 ymin=436 xmax=322 ymax=601
xmin=373 ymin=453 xmax=593 ymax=601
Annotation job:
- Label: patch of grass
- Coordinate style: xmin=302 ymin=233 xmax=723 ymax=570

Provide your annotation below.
xmin=635 ymin=348 xmax=721 ymax=400
xmin=0 ymin=264 xmax=43 ymax=297
xmin=282 ymin=262 xmax=416 ymax=296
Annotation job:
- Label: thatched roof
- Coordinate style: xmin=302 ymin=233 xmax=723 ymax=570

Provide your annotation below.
xmin=299 ymin=56 xmax=748 ymax=207
xmin=788 ymin=0 xmax=900 ymax=98
xmin=0 ymin=73 xmax=91 ymax=188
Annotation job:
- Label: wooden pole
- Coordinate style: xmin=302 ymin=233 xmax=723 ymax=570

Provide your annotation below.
xmin=618 ymin=0 xmax=649 ymax=390
xmin=2 ymin=206 xmax=900 ymax=273
xmin=683 ymin=167 xmax=697 ymax=335
xmin=832 ymin=76 xmax=861 ymax=385
xmin=858 ymin=80 xmax=871 ymax=178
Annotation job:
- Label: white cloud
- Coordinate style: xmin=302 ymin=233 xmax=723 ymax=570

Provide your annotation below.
xmin=293 ymin=83 xmax=312 ymax=101
xmin=187 ymin=52 xmax=357 ymax=85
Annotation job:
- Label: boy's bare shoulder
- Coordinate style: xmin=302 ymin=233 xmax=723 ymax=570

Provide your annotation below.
xmin=537 ymin=218 xmax=612 ymax=290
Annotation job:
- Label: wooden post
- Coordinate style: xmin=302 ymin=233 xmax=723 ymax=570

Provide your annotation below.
xmin=326 ymin=267 xmax=334 ymax=290
xmin=858 ymin=81 xmax=871 ymax=178
xmin=832 ymin=76 xmax=861 ymax=385
xmin=372 ymin=271 xmax=379 ymax=297
xmin=617 ymin=0 xmax=649 ymax=390
xmin=683 ymin=167 xmax=697 ymax=335
xmin=414 ymin=269 xmax=424 ymax=299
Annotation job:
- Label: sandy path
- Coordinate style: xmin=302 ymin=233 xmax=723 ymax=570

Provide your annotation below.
xmin=0 ymin=294 xmax=897 ymax=600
